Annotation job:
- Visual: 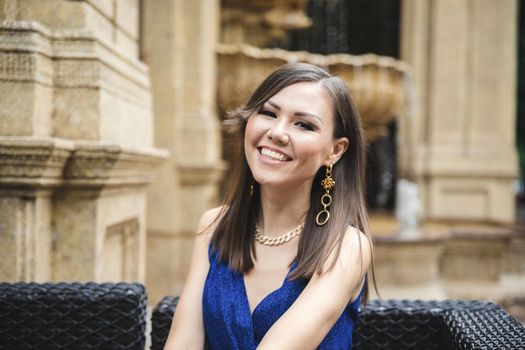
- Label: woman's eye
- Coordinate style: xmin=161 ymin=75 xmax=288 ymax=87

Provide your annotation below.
xmin=296 ymin=121 xmax=314 ymax=131
xmin=258 ymin=110 xmax=277 ymax=118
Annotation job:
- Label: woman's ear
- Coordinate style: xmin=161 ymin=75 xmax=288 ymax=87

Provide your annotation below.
xmin=327 ymin=137 xmax=349 ymax=165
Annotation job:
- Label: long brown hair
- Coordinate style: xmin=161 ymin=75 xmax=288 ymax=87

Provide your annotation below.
xmin=211 ymin=62 xmax=376 ymax=305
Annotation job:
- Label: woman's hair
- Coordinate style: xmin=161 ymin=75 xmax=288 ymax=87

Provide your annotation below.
xmin=210 ymin=62 xmax=376 ymax=305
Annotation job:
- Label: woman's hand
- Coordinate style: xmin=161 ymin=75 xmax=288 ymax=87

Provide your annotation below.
xmin=257 ymin=226 xmax=372 ymax=350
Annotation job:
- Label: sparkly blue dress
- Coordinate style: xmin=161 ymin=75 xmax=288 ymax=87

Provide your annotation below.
xmin=202 ymin=244 xmax=364 ymax=349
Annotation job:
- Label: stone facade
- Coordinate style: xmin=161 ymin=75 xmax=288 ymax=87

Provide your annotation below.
xmin=399 ymin=0 xmax=519 ymax=222
xmin=0 ymin=0 xmax=166 ymax=283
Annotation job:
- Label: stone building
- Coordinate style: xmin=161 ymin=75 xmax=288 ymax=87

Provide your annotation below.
xmin=1 ymin=0 xmax=523 ymax=317
xmin=0 ymin=0 xmax=167 ymax=283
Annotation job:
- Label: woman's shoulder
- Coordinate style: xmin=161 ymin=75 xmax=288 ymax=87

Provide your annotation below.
xmin=320 ymin=225 xmax=371 ymax=277
xmin=192 ymin=206 xmax=228 ymax=265
xmin=196 ymin=205 xmax=228 ymax=241
xmin=337 ymin=225 xmax=372 ymax=274
xmin=342 ymin=225 xmax=371 ymax=252
xmin=197 ymin=206 xmax=225 ymax=229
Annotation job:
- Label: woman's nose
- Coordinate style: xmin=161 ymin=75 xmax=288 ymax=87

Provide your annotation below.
xmin=267 ymin=120 xmax=290 ymax=145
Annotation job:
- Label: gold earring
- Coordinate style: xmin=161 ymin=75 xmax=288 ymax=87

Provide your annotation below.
xmin=316 ymin=164 xmax=334 ymax=226
xmin=250 ymin=184 xmax=254 ymax=197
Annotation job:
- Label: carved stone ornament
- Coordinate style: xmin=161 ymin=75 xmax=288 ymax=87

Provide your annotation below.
xmin=0 ymin=137 xmax=168 ymax=189
xmin=0 ymin=20 xmax=151 ymax=106
xmin=63 ymin=142 xmax=168 ymax=187
xmin=0 ymin=137 xmax=73 ymax=187
xmin=221 ymin=0 xmax=311 ymax=47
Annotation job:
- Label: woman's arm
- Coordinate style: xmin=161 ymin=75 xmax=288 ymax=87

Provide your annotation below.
xmin=163 ymin=207 xmax=222 ymax=350
xmin=257 ymin=226 xmax=372 ymax=350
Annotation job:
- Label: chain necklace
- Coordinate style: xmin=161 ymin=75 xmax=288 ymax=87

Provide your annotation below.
xmin=254 ymin=223 xmax=304 ymax=246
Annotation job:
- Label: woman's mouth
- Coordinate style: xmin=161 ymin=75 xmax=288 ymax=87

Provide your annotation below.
xmin=259 ymin=147 xmax=291 ymax=162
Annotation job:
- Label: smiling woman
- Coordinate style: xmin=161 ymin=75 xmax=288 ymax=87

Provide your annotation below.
xmin=163 ymin=63 xmax=374 ymax=350
xmin=245 ymin=81 xmax=347 ymax=191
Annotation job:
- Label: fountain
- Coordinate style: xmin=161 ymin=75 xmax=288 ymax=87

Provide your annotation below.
xmin=218 ymin=0 xmax=411 ymax=144
xmin=216 ymin=44 xmax=410 ymax=143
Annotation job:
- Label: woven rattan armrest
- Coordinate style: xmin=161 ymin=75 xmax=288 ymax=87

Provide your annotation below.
xmin=445 ymin=304 xmax=525 ymax=350
xmin=0 ymin=282 xmax=147 ymax=350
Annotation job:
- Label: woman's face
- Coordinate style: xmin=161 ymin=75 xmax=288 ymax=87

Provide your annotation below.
xmin=244 ymin=81 xmax=348 ymax=189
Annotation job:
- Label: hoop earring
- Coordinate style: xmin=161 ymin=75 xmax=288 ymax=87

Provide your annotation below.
xmin=316 ymin=164 xmax=334 ymax=226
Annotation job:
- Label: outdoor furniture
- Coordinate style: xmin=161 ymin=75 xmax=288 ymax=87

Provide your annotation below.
xmin=0 ymin=282 xmax=147 ymax=350
xmin=353 ymin=299 xmax=525 ymax=349
xmin=151 ymin=297 xmax=525 ymax=350
xmin=151 ymin=296 xmax=181 ymax=350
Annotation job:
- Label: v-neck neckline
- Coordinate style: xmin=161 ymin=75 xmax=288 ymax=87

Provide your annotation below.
xmin=241 ymin=260 xmax=297 ymax=319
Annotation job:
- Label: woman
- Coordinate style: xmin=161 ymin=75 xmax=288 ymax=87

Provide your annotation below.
xmin=164 ymin=63 xmax=374 ymax=349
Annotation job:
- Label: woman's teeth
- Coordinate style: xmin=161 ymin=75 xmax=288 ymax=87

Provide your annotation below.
xmin=260 ymin=148 xmax=290 ymax=162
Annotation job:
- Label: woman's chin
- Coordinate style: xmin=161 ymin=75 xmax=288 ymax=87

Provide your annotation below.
xmin=253 ymin=176 xmax=288 ymax=188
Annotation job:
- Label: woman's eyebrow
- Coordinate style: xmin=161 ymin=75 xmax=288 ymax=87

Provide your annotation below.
xmin=295 ymin=111 xmax=323 ymax=124
xmin=266 ymin=100 xmax=281 ymax=110
xmin=267 ymin=100 xmax=323 ymax=124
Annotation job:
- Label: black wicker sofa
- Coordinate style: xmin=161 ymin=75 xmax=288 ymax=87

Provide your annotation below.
xmin=1 ymin=282 xmax=524 ymax=350
xmin=0 ymin=282 xmax=147 ymax=350
xmin=151 ymin=296 xmax=525 ymax=350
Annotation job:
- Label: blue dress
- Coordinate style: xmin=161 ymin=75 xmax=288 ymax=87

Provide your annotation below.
xmin=202 ymin=244 xmax=364 ymax=349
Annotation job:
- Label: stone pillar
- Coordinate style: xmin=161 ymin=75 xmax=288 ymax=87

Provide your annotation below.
xmin=0 ymin=0 xmax=166 ymax=283
xmin=142 ymin=0 xmax=225 ymax=304
xmin=399 ymin=0 xmax=519 ymax=222
xmin=0 ymin=191 xmax=50 ymax=281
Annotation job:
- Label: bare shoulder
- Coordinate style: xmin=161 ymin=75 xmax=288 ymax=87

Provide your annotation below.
xmin=336 ymin=225 xmax=372 ymax=275
xmin=197 ymin=206 xmax=226 ymax=231
xmin=196 ymin=205 xmax=227 ymax=241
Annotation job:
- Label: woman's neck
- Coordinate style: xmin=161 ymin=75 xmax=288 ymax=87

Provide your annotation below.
xmin=258 ymin=181 xmax=311 ymax=238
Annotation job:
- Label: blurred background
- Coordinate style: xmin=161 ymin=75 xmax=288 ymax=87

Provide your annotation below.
xmin=0 ymin=0 xmax=524 ymax=322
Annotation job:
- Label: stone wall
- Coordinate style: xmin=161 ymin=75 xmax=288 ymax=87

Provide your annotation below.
xmin=372 ymin=229 xmax=525 ymax=309
xmin=0 ymin=0 xmax=166 ymax=283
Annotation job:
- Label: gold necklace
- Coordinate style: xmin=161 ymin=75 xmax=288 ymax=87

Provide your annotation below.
xmin=254 ymin=223 xmax=304 ymax=246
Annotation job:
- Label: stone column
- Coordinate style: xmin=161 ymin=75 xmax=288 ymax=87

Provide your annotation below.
xmin=0 ymin=0 xmax=166 ymax=283
xmin=399 ymin=0 xmax=519 ymax=222
xmin=142 ymin=0 xmax=225 ymax=303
